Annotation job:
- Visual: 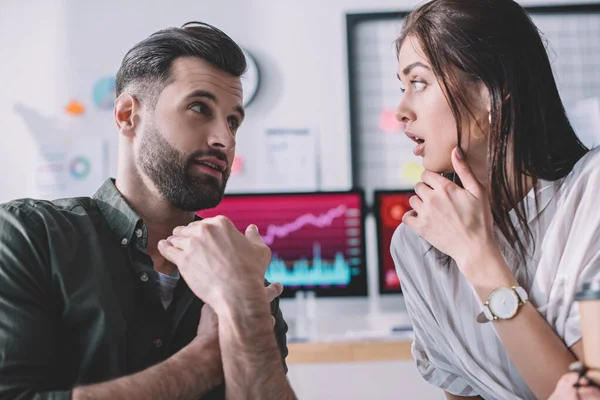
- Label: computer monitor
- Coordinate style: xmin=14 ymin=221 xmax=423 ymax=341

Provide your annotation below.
xmin=196 ymin=190 xmax=368 ymax=298
xmin=373 ymin=190 xmax=414 ymax=294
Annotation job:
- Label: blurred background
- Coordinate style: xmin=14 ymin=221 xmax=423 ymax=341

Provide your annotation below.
xmin=1 ymin=0 xmax=600 ymax=398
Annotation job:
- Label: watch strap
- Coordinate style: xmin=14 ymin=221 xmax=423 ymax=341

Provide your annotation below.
xmin=477 ymin=305 xmax=494 ymax=323
xmin=514 ymin=286 xmax=529 ymax=302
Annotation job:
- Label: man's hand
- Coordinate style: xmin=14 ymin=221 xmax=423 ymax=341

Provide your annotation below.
xmin=157 ymin=217 xmax=271 ymax=313
xmin=195 ymin=283 xmax=280 ymax=341
xmin=197 ymin=303 xmax=219 ymax=339
xmin=157 ymin=218 xmax=295 ymax=399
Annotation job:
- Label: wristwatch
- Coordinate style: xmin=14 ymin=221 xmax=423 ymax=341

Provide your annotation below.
xmin=476 ymin=286 xmax=529 ymax=323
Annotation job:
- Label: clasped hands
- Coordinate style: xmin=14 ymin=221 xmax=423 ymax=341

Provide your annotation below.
xmin=158 ymin=216 xmax=280 ymax=361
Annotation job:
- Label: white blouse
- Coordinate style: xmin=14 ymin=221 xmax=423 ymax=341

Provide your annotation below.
xmin=392 ymin=146 xmax=600 ymax=399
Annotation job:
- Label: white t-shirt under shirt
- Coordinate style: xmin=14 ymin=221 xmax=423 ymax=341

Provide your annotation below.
xmin=156 ymin=270 xmax=180 ymax=309
xmin=391 ymin=146 xmax=600 ymax=399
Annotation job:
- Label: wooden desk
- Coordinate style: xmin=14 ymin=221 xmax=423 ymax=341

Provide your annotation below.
xmin=287 ymin=340 xmax=413 ymax=364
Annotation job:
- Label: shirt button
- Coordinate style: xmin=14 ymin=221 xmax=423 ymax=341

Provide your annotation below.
xmin=121 ymin=238 xmax=128 ymax=246
xmin=153 ymin=338 xmax=163 ymax=348
xmin=135 ymin=229 xmax=143 ymax=238
xmin=140 ymin=272 xmax=149 ymax=282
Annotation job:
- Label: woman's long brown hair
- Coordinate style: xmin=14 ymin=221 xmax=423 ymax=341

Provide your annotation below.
xmin=396 ymin=0 xmax=588 ymax=266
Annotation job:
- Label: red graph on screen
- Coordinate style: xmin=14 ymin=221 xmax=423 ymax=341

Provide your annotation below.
xmin=261 ymin=204 xmax=347 ymax=245
xmin=377 ymin=192 xmax=413 ymax=292
xmin=196 ymin=193 xmax=364 ymax=292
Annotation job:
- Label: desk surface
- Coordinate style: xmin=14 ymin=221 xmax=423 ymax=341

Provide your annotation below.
xmin=287 ymin=340 xmax=413 ymax=364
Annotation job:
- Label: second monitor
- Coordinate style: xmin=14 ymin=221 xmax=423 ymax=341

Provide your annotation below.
xmin=374 ymin=189 xmax=414 ymax=294
xmin=197 ymin=190 xmax=368 ymax=298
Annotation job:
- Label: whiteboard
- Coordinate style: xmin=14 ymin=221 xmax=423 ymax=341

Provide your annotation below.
xmin=346 ymin=5 xmax=600 ymax=203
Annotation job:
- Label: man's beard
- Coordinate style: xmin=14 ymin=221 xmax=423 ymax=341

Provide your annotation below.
xmin=138 ymin=123 xmax=230 ymax=211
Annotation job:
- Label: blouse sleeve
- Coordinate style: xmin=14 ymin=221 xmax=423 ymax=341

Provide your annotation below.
xmin=536 ymin=149 xmax=600 ymax=348
xmin=391 ymin=225 xmax=478 ymax=397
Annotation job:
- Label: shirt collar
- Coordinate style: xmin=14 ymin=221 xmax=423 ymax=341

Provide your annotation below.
xmin=93 ymin=178 xmax=142 ymax=246
xmin=509 ymin=177 xmax=564 ymax=226
xmin=93 ymin=178 xmax=204 ymax=248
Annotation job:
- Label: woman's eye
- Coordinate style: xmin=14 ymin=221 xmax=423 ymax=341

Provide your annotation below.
xmin=399 ymin=81 xmax=425 ymax=94
xmin=412 ymin=81 xmax=426 ymax=92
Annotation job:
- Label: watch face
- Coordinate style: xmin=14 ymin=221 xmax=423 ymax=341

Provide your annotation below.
xmin=488 ymin=287 xmax=519 ymax=319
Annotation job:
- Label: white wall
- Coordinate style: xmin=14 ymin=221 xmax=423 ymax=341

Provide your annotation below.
xmin=0 ymin=0 xmax=69 ymax=203
xmin=0 ymin=0 xmax=417 ymax=203
xmin=1 ymin=0 xmax=597 ymax=203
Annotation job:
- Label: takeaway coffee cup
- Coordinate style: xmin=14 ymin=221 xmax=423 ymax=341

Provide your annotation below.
xmin=575 ymin=279 xmax=600 ymax=382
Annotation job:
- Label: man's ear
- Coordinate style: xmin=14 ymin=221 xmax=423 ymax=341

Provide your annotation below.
xmin=114 ymin=93 xmax=140 ymax=138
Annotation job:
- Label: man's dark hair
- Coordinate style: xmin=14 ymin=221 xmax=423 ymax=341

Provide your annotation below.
xmin=115 ymin=21 xmax=247 ymax=108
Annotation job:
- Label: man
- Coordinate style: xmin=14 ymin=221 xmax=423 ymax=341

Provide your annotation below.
xmin=0 ymin=22 xmax=295 ymax=400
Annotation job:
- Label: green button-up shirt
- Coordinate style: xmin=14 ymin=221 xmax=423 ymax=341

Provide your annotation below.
xmin=0 ymin=179 xmax=289 ymax=399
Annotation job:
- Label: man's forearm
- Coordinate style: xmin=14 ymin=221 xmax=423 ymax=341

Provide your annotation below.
xmin=218 ymin=300 xmax=295 ymax=400
xmin=72 ymin=337 xmax=222 ymax=400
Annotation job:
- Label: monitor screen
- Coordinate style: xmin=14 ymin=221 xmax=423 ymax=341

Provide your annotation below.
xmin=196 ymin=191 xmax=368 ymax=298
xmin=374 ymin=190 xmax=414 ymax=294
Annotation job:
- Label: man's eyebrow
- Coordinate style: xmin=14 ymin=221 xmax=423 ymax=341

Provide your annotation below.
xmin=234 ymin=105 xmax=245 ymax=121
xmin=184 ymin=89 xmax=218 ymax=103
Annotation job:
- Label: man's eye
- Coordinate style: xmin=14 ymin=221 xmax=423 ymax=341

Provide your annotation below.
xmin=190 ymin=103 xmax=207 ymax=113
xmin=228 ymin=118 xmax=240 ymax=130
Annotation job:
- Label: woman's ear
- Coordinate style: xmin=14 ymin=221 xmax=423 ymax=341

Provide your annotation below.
xmin=475 ymin=81 xmax=491 ymax=126
xmin=114 ymin=93 xmax=139 ymax=139
xmin=479 ymin=81 xmax=491 ymax=115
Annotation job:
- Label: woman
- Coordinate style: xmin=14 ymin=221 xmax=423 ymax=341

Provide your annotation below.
xmin=391 ymin=0 xmax=599 ymax=399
